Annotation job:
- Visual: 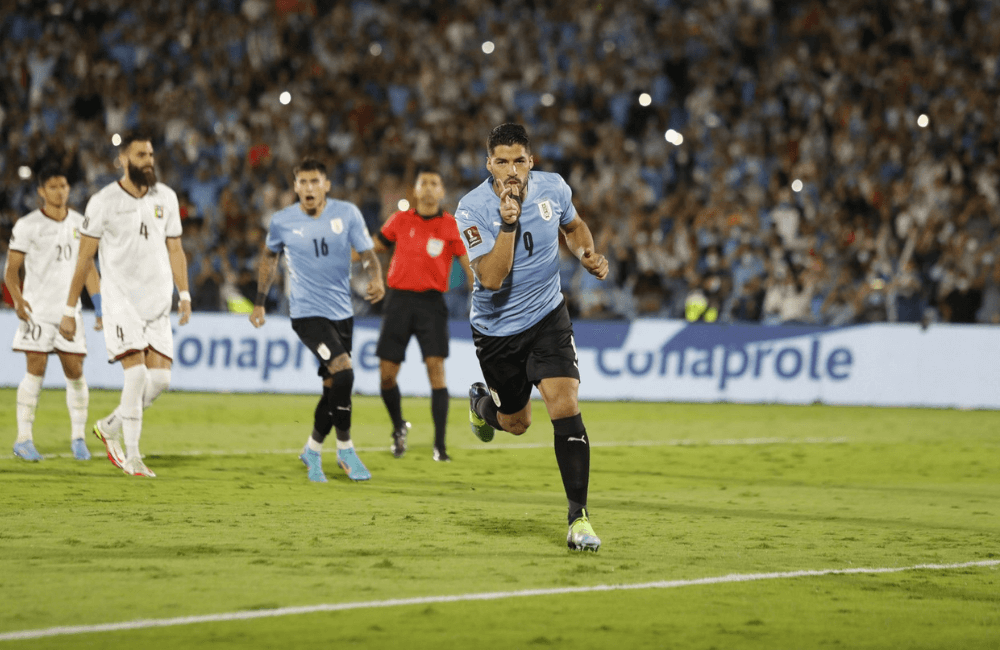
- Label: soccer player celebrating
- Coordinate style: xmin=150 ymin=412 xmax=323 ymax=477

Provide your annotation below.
xmin=250 ymin=158 xmax=385 ymax=483
xmin=60 ymin=133 xmax=192 ymax=478
xmin=372 ymin=169 xmax=474 ymax=462
xmin=455 ymin=124 xmax=609 ymax=551
xmin=7 ymin=165 xmax=101 ymax=461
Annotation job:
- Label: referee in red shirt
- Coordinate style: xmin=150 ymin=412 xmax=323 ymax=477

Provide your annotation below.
xmin=373 ymin=170 xmax=474 ymax=461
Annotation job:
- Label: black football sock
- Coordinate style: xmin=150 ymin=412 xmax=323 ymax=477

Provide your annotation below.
xmin=475 ymin=395 xmax=502 ymax=431
xmin=552 ymin=413 xmax=590 ymax=525
xmin=380 ymin=384 xmax=405 ymax=430
xmin=431 ymin=387 xmax=449 ymax=450
xmin=330 ymin=369 xmax=354 ymax=440
xmin=311 ymin=385 xmax=334 ymax=443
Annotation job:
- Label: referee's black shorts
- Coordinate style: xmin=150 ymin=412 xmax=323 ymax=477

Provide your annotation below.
xmin=472 ymin=299 xmax=579 ymax=415
xmin=376 ymin=289 xmax=450 ymax=363
xmin=291 ymin=316 xmax=353 ymax=379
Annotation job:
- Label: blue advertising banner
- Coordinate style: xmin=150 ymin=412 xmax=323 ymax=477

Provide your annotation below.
xmin=1 ymin=312 xmax=997 ymax=409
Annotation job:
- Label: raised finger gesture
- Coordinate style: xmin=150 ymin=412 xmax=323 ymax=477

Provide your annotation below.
xmin=499 ymin=186 xmax=521 ymax=225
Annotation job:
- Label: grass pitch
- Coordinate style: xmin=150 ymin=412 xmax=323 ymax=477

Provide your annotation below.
xmin=0 ymin=389 xmax=998 ymax=649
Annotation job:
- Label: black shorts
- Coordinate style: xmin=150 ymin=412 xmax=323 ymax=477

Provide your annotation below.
xmin=376 ymin=289 xmax=449 ymax=362
xmin=472 ymin=299 xmax=579 ymax=415
xmin=291 ymin=316 xmax=354 ymax=379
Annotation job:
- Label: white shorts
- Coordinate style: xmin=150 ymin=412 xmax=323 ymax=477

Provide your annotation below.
xmin=102 ymin=301 xmax=173 ymax=363
xmin=11 ymin=314 xmax=88 ymax=356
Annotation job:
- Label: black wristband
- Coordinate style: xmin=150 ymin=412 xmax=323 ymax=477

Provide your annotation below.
xmin=500 ymin=220 xmax=517 ymax=233
xmin=255 ymin=292 xmax=266 ymax=306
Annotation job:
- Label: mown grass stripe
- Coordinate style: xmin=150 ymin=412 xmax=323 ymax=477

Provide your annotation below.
xmin=1 ymin=435 xmax=849 ymax=460
xmin=1 ymin=559 xmax=995 ymax=641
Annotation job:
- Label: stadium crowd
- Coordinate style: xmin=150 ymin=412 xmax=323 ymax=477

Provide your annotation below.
xmin=2 ymin=0 xmax=999 ymax=325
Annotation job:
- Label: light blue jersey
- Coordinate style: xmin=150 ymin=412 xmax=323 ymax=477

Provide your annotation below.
xmin=266 ymin=199 xmax=374 ymax=320
xmin=455 ymin=171 xmax=577 ymax=336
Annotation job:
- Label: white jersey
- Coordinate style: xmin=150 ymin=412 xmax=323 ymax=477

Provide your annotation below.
xmin=82 ymin=181 xmax=182 ymax=321
xmin=7 ymin=208 xmax=87 ymax=324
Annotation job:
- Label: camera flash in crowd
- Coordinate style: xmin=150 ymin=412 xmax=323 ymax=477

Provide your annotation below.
xmin=665 ymin=129 xmax=684 ymax=146
xmin=279 ymin=92 xmax=291 ymax=105
xmin=917 ymin=114 xmax=929 ymax=128
xmin=639 ymin=93 xmax=652 ymax=107
xmin=111 ymin=133 xmax=121 ymax=146
xmin=482 ymin=41 xmax=495 ymax=54
xmin=791 ymin=179 xmax=803 ymax=192
xmin=18 ymin=165 xmax=32 ymax=180
xmin=398 ymin=199 xmax=410 ymax=211
xmin=369 ymin=43 xmax=382 ymax=56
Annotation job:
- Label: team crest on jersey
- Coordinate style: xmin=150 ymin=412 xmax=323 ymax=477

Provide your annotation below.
xmin=73 ymin=229 xmax=79 ymax=239
xmin=537 ymin=199 xmax=554 ymax=221
xmin=331 ymin=218 xmax=344 ymax=234
xmin=426 ymin=237 xmax=444 ymax=258
xmin=463 ymin=226 xmax=482 ymax=248
xmin=154 ymin=205 xmax=164 ymax=219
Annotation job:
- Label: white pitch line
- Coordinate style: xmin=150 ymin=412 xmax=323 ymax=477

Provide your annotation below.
xmin=1 ymin=436 xmax=848 ymax=460
xmin=0 ymin=559 xmax=995 ymax=642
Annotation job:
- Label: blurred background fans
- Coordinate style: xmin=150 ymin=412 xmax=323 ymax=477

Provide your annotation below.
xmin=2 ymin=0 xmax=998 ymax=326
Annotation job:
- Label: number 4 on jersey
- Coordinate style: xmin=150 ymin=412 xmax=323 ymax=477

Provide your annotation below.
xmin=140 ymin=223 xmax=149 ymax=239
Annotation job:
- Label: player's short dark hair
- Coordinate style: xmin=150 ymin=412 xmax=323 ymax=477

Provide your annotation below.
xmin=414 ymin=167 xmax=441 ymax=180
xmin=293 ymin=158 xmax=328 ymax=178
xmin=118 ymin=131 xmax=153 ymax=152
xmin=487 ymin=123 xmax=531 ymax=155
xmin=36 ymin=164 xmax=67 ymax=187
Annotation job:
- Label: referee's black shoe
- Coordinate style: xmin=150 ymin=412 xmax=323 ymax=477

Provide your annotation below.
xmin=390 ymin=421 xmax=410 ymax=458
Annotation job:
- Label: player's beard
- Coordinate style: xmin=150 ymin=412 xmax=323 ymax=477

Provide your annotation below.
xmin=508 ymin=178 xmax=526 ymax=202
xmin=498 ymin=177 xmax=526 ymax=202
xmin=128 ymin=161 xmax=157 ymax=189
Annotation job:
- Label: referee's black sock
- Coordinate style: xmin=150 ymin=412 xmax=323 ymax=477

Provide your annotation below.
xmin=380 ymin=384 xmax=405 ymax=430
xmin=311 ymin=384 xmax=334 ymax=444
xmin=431 ymin=387 xmax=449 ymax=450
xmin=552 ymin=413 xmax=590 ymax=525
xmin=475 ymin=395 xmax=502 ymax=431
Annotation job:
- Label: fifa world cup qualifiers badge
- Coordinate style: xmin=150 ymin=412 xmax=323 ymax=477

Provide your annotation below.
xmin=155 ymin=205 xmax=164 ymax=219
xmin=463 ymin=226 xmax=482 ymax=248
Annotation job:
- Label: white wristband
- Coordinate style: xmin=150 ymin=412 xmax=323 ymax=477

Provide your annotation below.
xmin=179 ymin=291 xmax=191 ymax=302
xmin=63 ymin=305 xmax=76 ymax=318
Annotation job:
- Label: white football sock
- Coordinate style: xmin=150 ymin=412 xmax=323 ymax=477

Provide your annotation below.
xmin=120 ymin=365 xmax=147 ymax=458
xmin=307 ymin=437 xmax=323 ymax=453
xmin=16 ymin=373 xmax=44 ymax=443
xmin=100 ymin=368 xmax=171 ymax=437
xmin=143 ymin=369 xmax=171 ymax=409
xmin=65 ymin=377 xmax=89 ymax=440
xmin=99 ymin=409 xmax=123 ymax=436
xmin=335 ymin=439 xmax=354 ymax=451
